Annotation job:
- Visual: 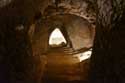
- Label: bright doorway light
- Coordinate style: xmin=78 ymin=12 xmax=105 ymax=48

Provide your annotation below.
xmin=49 ymin=28 xmax=67 ymax=46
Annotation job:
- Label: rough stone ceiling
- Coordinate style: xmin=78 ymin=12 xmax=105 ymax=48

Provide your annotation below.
xmin=43 ymin=0 xmax=96 ymax=26
xmin=0 ymin=0 xmax=96 ymax=26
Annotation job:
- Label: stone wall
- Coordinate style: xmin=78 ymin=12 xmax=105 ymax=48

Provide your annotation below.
xmin=89 ymin=0 xmax=125 ymax=82
xmin=0 ymin=0 xmax=50 ymax=82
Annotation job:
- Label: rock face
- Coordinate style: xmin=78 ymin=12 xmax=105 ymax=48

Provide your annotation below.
xmin=90 ymin=0 xmax=125 ymax=82
xmin=0 ymin=0 xmax=50 ymax=83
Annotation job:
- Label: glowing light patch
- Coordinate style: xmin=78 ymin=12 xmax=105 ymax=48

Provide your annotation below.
xmin=49 ymin=28 xmax=67 ymax=45
xmin=79 ymin=50 xmax=92 ymax=62
xmin=73 ymin=49 xmax=92 ymax=62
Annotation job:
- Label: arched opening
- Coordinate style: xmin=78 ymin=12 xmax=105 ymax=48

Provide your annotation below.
xmin=49 ymin=28 xmax=67 ymax=47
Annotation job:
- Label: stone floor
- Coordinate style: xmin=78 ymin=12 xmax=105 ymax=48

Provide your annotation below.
xmin=41 ymin=47 xmax=88 ymax=83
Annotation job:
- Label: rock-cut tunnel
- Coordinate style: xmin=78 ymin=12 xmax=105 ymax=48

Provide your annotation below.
xmin=0 ymin=0 xmax=125 ymax=83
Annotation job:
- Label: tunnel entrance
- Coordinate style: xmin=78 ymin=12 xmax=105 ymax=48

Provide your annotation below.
xmin=49 ymin=28 xmax=67 ymax=47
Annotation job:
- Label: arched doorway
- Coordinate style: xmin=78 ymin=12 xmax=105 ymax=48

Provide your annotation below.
xmin=49 ymin=28 xmax=67 ymax=47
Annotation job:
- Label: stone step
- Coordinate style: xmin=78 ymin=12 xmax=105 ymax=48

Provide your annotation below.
xmin=48 ymin=47 xmax=75 ymax=55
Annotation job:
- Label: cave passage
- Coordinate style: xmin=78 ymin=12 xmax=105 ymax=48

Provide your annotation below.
xmin=0 ymin=0 xmax=124 ymax=83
